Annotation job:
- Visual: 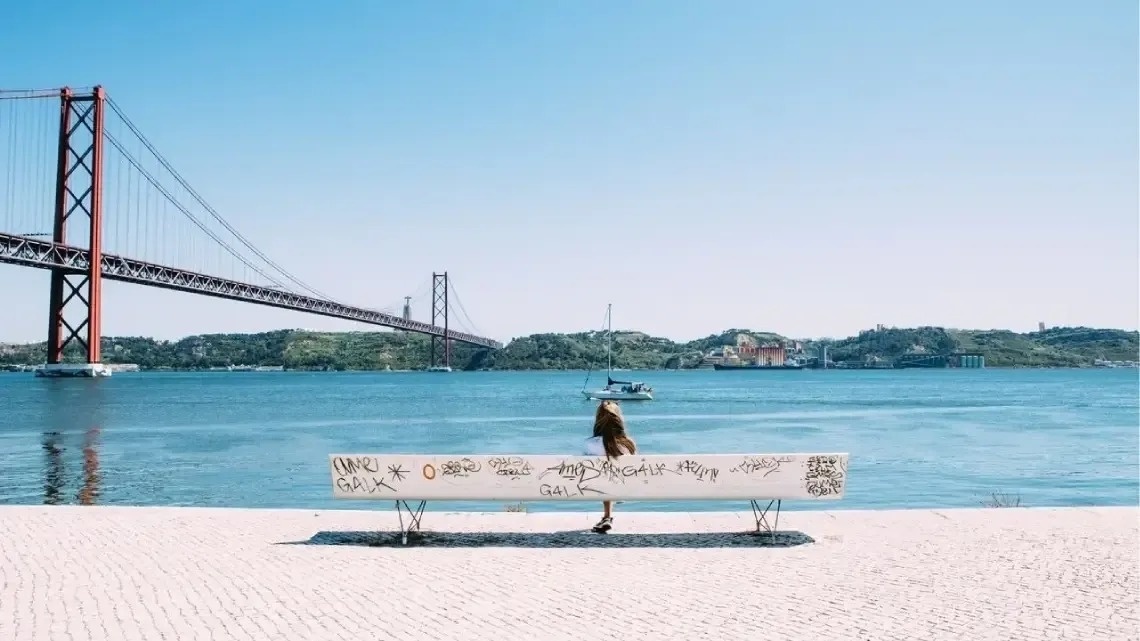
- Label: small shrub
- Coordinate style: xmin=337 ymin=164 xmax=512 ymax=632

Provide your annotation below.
xmin=981 ymin=492 xmax=1022 ymax=508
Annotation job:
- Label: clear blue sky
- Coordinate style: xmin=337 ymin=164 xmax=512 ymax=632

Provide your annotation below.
xmin=1 ymin=1 xmax=1136 ymax=343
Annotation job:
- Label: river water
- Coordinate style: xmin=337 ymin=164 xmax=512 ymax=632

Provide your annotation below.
xmin=0 ymin=368 xmax=1136 ymax=512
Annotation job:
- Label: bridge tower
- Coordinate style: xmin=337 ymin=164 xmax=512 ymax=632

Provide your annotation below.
xmin=45 ymin=87 xmax=107 ymax=374
xmin=430 ymin=272 xmax=450 ymax=369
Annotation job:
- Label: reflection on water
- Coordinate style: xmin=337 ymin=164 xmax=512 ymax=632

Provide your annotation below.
xmin=78 ymin=427 xmax=101 ymax=505
xmin=38 ymin=381 xmax=105 ymax=506
xmin=41 ymin=431 xmax=64 ymax=505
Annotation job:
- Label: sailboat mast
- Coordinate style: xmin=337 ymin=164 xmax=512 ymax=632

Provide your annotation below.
xmin=606 ymin=303 xmax=612 ymax=376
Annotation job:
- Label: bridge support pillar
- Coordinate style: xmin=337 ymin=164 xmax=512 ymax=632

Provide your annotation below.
xmin=45 ymin=87 xmax=106 ymax=368
xmin=430 ymin=271 xmax=451 ymax=369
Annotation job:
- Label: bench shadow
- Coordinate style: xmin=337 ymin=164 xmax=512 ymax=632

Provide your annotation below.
xmin=277 ymin=529 xmax=815 ymax=548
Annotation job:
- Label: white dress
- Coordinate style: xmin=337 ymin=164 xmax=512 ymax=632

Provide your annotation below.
xmin=584 ymin=436 xmax=606 ymax=456
xmin=584 ymin=436 xmax=631 ymax=456
xmin=585 ymin=436 xmax=629 ymax=507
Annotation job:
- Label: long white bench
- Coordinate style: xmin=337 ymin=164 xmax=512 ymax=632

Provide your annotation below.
xmin=328 ymin=452 xmax=849 ymax=544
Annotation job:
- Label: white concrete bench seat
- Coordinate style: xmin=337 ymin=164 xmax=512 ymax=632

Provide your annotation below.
xmin=328 ymin=452 xmax=849 ymax=544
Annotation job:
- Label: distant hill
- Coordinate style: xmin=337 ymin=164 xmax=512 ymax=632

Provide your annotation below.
xmin=0 ymin=326 xmax=1135 ymax=371
xmin=817 ymin=326 xmax=1138 ymax=368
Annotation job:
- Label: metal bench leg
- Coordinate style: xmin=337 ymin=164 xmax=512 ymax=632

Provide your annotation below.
xmin=749 ymin=499 xmax=781 ymax=543
xmin=395 ymin=500 xmax=427 ymax=546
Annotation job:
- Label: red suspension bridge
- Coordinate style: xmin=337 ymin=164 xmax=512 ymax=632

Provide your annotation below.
xmin=0 ymin=86 xmax=501 ymax=374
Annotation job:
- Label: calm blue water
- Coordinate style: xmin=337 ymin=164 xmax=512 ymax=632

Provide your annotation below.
xmin=0 ymin=369 xmax=1136 ymax=512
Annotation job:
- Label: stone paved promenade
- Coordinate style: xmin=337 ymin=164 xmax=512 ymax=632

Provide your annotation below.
xmin=0 ymin=505 xmax=1136 ymax=640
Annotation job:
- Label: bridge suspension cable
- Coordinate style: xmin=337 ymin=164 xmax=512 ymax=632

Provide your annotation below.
xmin=0 ymin=89 xmax=91 ymax=100
xmin=103 ymin=130 xmax=294 ymax=291
xmin=445 ymin=276 xmax=483 ymax=337
xmin=105 ymin=97 xmax=337 ymax=301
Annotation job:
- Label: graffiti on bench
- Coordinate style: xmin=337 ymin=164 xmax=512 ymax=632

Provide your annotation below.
xmin=329 ymin=453 xmax=848 ymax=501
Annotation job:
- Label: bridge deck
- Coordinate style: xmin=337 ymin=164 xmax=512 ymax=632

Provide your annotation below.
xmin=0 ymin=232 xmax=501 ymax=349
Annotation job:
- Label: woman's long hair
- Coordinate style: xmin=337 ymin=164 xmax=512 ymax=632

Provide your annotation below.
xmin=593 ymin=400 xmax=637 ymax=459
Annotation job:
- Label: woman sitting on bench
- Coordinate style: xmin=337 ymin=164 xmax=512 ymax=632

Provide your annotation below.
xmin=584 ymin=399 xmax=637 ymax=533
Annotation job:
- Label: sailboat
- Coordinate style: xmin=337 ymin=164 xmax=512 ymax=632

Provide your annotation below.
xmin=581 ymin=304 xmax=654 ymax=401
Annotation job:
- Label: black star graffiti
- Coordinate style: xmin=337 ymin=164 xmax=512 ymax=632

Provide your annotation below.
xmin=387 ymin=464 xmax=408 ymax=483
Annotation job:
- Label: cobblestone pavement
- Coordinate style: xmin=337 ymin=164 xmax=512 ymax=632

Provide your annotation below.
xmin=0 ymin=505 xmax=1135 ymax=640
